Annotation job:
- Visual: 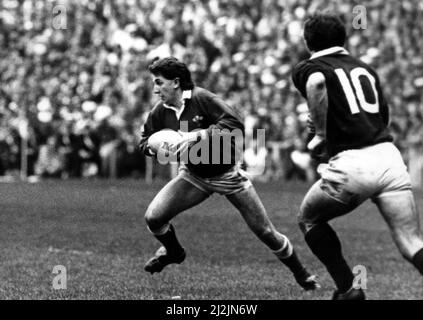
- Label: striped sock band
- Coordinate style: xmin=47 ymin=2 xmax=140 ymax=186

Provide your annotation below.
xmin=147 ymin=223 xmax=171 ymax=236
xmin=273 ymin=235 xmax=294 ymax=259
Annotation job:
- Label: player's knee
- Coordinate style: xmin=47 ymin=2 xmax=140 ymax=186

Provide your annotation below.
xmin=297 ymin=210 xmax=310 ymax=234
xmin=298 ymin=221 xmax=306 ymax=235
xmin=297 ymin=202 xmax=320 ymax=234
xmin=144 ymin=204 xmax=165 ymax=231
xmin=298 ymin=217 xmax=318 ymax=235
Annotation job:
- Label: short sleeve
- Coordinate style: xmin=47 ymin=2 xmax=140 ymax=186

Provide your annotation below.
xmin=292 ymin=60 xmax=325 ymax=98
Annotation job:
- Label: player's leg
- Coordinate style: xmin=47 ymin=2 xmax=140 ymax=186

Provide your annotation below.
xmin=299 ymin=180 xmax=365 ymax=298
xmin=371 ymin=142 xmax=423 ymax=275
xmin=374 ymin=192 xmax=423 ymax=275
xmin=144 ymin=175 xmax=210 ymax=273
xmin=226 ymin=185 xmax=319 ymax=290
xmin=226 ymin=185 xmax=285 ymax=250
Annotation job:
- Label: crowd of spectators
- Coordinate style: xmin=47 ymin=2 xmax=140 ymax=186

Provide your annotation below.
xmin=0 ymin=0 xmax=422 ymax=184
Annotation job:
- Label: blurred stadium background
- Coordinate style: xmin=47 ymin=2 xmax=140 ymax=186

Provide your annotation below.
xmin=0 ymin=0 xmax=422 ymax=299
xmin=1 ymin=0 xmax=422 ymax=185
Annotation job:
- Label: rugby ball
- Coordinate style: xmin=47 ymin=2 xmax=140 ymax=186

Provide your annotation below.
xmin=147 ymin=129 xmax=183 ymax=153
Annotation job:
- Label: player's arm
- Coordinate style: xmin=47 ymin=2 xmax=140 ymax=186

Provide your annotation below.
xmin=198 ymin=93 xmax=244 ymax=140
xmin=305 ymin=72 xmax=328 ymax=152
xmin=175 ymin=93 xmax=244 ymax=153
xmin=172 ymin=93 xmax=244 ymax=160
xmin=139 ymin=112 xmax=159 ymax=157
xmin=375 ymin=75 xmax=390 ymax=126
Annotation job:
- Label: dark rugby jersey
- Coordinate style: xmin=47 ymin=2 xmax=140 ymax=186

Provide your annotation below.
xmin=139 ymin=87 xmax=244 ymax=178
xmin=292 ymin=47 xmax=393 ymax=157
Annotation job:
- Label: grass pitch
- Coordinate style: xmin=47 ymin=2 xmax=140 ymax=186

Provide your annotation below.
xmin=0 ymin=179 xmax=422 ymax=300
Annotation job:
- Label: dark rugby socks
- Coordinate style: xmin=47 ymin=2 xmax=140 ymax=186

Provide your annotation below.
xmin=280 ymin=250 xmax=310 ymax=279
xmin=305 ymin=223 xmax=354 ymax=293
xmin=412 ymin=248 xmax=423 ymax=275
xmin=154 ymin=224 xmax=184 ymax=255
xmin=274 ymin=237 xmax=308 ymax=277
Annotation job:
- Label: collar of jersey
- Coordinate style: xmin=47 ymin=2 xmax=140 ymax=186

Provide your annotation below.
xmin=163 ymin=90 xmax=192 ymax=120
xmin=310 ymin=46 xmax=349 ymax=60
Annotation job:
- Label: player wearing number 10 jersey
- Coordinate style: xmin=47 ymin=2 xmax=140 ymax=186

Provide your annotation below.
xmin=292 ymin=13 xmax=423 ymax=300
xmin=292 ymin=42 xmax=392 ymax=157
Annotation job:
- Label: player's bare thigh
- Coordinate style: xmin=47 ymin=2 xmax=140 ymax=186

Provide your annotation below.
xmin=226 ymin=185 xmax=271 ymax=227
xmin=145 ymin=174 xmax=210 ymax=230
xmin=298 ymin=180 xmax=363 ymax=233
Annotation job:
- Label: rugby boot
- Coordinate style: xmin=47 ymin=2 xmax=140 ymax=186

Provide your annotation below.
xmin=332 ymin=287 xmax=366 ymax=300
xmin=144 ymin=246 xmax=186 ymax=274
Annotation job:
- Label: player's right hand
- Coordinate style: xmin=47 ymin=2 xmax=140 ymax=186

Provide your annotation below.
xmin=307 ymin=135 xmax=324 ymax=151
xmin=159 ymin=141 xmax=173 ymax=157
xmin=166 ymin=131 xmax=204 ymax=159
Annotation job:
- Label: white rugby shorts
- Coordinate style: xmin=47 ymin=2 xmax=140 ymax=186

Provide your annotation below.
xmin=178 ymin=163 xmax=252 ymax=195
xmin=317 ymin=142 xmax=412 ymax=204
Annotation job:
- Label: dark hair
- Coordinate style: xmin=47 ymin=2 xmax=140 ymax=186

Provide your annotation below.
xmin=148 ymin=57 xmax=194 ymax=90
xmin=303 ymin=13 xmax=346 ymax=52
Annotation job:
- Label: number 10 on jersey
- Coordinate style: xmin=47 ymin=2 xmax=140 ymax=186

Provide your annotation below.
xmin=335 ymin=67 xmax=380 ymax=114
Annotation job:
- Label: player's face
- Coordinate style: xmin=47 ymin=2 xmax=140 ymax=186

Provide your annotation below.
xmin=152 ymin=75 xmax=179 ymax=106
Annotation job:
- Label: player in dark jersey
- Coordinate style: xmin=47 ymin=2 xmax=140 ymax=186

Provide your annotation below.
xmin=140 ymin=57 xmax=319 ymax=291
xmin=292 ymin=13 xmax=423 ymax=300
